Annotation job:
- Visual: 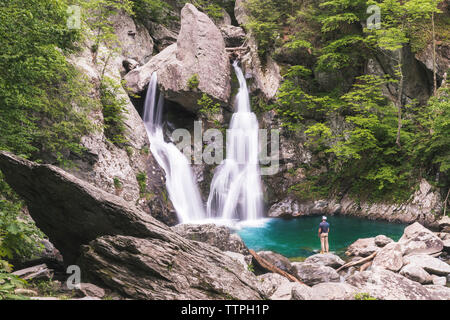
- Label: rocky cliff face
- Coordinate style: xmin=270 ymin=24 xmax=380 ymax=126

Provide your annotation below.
xmin=125 ymin=4 xmax=231 ymax=113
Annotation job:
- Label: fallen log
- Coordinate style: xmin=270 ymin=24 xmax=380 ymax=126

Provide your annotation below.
xmin=249 ymin=249 xmax=304 ymax=284
xmin=336 ymin=252 xmax=377 ymax=272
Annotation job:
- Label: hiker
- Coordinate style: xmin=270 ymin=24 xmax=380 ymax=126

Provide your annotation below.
xmin=318 ymin=216 xmax=330 ymax=254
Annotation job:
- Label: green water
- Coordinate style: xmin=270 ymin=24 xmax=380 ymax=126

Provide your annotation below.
xmin=237 ymin=216 xmax=406 ymax=258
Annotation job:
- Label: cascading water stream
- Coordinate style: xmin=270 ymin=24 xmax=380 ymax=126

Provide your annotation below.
xmin=206 ymin=61 xmax=264 ymax=222
xmin=142 ymin=72 xmax=205 ymax=223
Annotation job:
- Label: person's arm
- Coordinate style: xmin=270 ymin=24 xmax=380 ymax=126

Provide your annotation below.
xmin=318 ymin=227 xmax=321 ymax=237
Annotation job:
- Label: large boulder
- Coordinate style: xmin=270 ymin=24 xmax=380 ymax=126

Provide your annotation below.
xmin=172 ymin=223 xmax=249 ymax=255
xmin=292 ymin=262 xmax=340 ymax=286
xmin=403 ymin=254 xmax=450 ymax=276
xmin=371 ymin=242 xmax=404 ymax=272
xmin=125 ymin=3 xmax=231 ymax=112
xmin=424 ymin=285 xmax=450 ymax=300
xmin=256 ymin=273 xmax=311 ymax=300
xmin=256 ymin=273 xmax=289 ymax=298
xmin=399 ymin=222 xmax=444 ymax=255
xmin=256 ymin=251 xmax=296 ymax=275
xmin=80 ymin=235 xmax=262 ymax=300
xmin=346 ymin=269 xmax=435 ymax=300
xmin=345 ymin=238 xmax=378 ymax=257
xmin=290 ymin=283 xmax=314 ymax=300
xmin=110 ymin=9 xmax=154 ymax=66
xmin=271 ymin=282 xmax=309 ymax=300
xmin=304 ymin=253 xmax=345 ymax=269
xmin=0 ymin=152 xmax=264 ymax=300
xmin=309 ymin=282 xmax=358 ymax=300
xmin=399 ymin=264 xmax=433 ymax=284
xmin=374 ymin=235 xmax=394 ymax=247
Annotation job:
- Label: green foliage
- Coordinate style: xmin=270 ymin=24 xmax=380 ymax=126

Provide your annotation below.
xmin=113 ymin=177 xmax=123 ymax=190
xmin=247 ymin=263 xmax=255 ymax=273
xmin=136 ymin=172 xmax=147 ymax=196
xmin=132 ymin=0 xmax=173 ymax=25
xmin=0 ymin=172 xmax=45 ymax=265
xmin=354 ymin=292 xmax=377 ymax=300
xmin=187 ymin=74 xmax=200 ymax=90
xmin=198 ymin=93 xmax=221 ymax=118
xmin=190 ymin=0 xmax=225 ymax=21
xmin=410 ymin=85 xmax=450 ymax=186
xmin=0 ymin=0 xmax=94 ymax=163
xmin=100 ymin=77 xmax=129 ymax=146
xmin=0 ymin=270 xmax=28 ymax=300
xmin=244 ymin=0 xmax=300 ymax=60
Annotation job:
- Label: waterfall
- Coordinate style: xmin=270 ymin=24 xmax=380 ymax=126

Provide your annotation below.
xmin=142 ymin=72 xmax=205 ymax=223
xmin=206 ymin=61 xmax=264 ymax=222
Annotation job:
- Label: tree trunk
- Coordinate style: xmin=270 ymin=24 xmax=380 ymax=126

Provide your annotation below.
xmin=336 ymin=252 xmax=377 ymax=272
xmin=432 ymin=11 xmax=437 ymax=95
xmin=396 ymin=49 xmax=404 ymax=148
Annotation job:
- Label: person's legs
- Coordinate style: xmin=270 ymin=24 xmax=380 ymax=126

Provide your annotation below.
xmin=320 ymin=234 xmax=324 ymax=254
xmin=325 ymin=234 xmax=329 ymax=253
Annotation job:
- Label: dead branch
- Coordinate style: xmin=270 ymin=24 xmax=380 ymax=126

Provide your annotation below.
xmin=336 ymin=252 xmax=377 ymax=272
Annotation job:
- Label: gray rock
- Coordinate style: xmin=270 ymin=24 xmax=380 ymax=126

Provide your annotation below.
xmin=224 ymin=251 xmax=249 ymax=270
xmin=78 ymin=283 xmax=106 ymax=299
xmin=292 ymin=262 xmax=340 ymax=286
xmin=304 ymin=253 xmax=345 ymax=269
xmin=290 ymin=283 xmax=314 ymax=300
xmin=267 ymin=198 xmax=300 ymax=218
xmin=309 ymin=282 xmax=358 ymax=300
xmin=172 ymin=223 xmax=249 ymax=255
xmin=415 ymin=43 xmax=450 ymax=79
xmin=80 ymin=234 xmax=263 ymax=300
xmin=403 ymin=254 xmax=450 ymax=276
xmin=12 ymin=264 xmax=53 ymax=282
xmin=220 ymin=25 xmax=246 ymax=47
xmin=234 ymin=0 xmax=249 ymax=25
xmin=0 ymin=152 xmax=264 ymax=300
xmin=431 ymin=275 xmax=447 ymax=286
xmin=399 ymin=222 xmax=444 ymax=255
xmin=399 ymin=264 xmax=433 ymax=284
xmin=336 ymin=179 xmax=442 ymax=227
xmin=345 ymin=238 xmax=376 ymax=257
xmin=372 ymin=242 xmax=403 ymax=272
xmin=257 ymin=251 xmax=295 ymax=275
xmin=110 ymin=9 xmax=153 ymax=65
xmin=374 ymin=235 xmax=393 ymax=247
xmin=424 ymin=284 xmax=450 ymax=300
xmin=256 ymin=273 xmax=289 ymax=297
xmin=145 ymin=21 xmax=178 ymax=52
xmin=271 ymin=282 xmax=308 ymax=300
xmin=125 ymin=4 xmax=231 ymax=112
xmin=346 ymin=269 xmax=434 ymax=300
xmin=437 ymin=216 xmax=450 ymax=233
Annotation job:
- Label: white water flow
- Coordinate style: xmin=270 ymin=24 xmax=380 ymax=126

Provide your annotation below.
xmin=206 ymin=61 xmax=264 ymax=222
xmin=143 ymin=72 xmax=205 ymax=223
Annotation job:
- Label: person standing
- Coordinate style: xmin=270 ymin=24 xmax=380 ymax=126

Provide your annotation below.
xmin=318 ymin=216 xmax=330 ymax=254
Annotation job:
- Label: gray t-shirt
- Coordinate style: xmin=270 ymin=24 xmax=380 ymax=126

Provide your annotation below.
xmin=319 ymin=221 xmax=329 ymax=234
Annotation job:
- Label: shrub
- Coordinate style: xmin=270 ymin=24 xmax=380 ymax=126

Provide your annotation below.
xmin=187 ymin=74 xmax=200 ymax=90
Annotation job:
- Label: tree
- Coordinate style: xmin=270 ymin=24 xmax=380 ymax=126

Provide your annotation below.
xmin=366 ymin=0 xmax=442 ymax=147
